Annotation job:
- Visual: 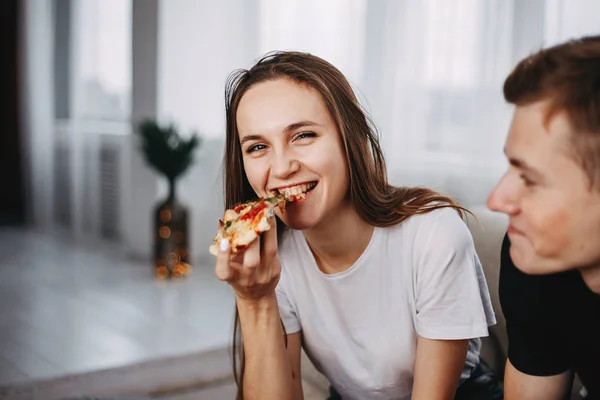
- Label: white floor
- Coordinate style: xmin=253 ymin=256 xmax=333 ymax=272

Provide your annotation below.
xmin=0 ymin=228 xmax=236 ymax=386
xmin=165 ymin=381 xmax=238 ymax=400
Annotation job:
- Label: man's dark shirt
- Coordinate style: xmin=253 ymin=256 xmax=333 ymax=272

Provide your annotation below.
xmin=499 ymin=234 xmax=600 ymax=397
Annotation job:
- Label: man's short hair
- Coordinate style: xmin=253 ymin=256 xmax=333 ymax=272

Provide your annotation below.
xmin=503 ymin=35 xmax=600 ymax=189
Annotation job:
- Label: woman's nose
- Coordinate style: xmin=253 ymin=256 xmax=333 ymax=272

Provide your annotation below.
xmin=270 ymin=150 xmax=300 ymax=179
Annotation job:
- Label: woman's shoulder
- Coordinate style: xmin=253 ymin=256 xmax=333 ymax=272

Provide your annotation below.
xmin=385 ymin=207 xmax=474 ymax=252
xmin=389 ymin=206 xmax=468 ymax=232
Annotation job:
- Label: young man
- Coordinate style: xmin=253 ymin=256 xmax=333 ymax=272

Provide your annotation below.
xmin=488 ymin=35 xmax=600 ymax=399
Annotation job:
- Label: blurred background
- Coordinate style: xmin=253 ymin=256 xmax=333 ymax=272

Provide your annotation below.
xmin=1 ymin=0 xmax=599 ymax=399
xmin=7 ymin=0 xmax=600 ymax=258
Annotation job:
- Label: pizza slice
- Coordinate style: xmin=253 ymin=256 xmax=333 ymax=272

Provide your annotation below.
xmin=209 ymin=192 xmax=306 ymax=256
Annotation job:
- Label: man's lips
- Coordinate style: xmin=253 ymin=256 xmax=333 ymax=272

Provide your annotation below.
xmin=507 ymin=225 xmax=524 ymax=235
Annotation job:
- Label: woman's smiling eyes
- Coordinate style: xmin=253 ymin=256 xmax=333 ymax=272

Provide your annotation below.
xmin=294 ymin=131 xmax=317 ymax=141
xmin=245 ymin=131 xmax=317 ymax=154
xmin=246 ymin=143 xmax=266 ymax=153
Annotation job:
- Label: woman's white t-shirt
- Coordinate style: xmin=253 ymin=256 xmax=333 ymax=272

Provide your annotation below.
xmin=275 ymin=208 xmax=496 ymax=400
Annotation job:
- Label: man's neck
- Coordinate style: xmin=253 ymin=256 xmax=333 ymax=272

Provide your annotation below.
xmin=302 ymin=204 xmax=374 ymax=274
xmin=580 ymin=264 xmax=600 ymax=294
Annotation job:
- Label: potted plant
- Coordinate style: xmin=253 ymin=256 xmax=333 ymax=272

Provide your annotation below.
xmin=136 ymin=119 xmax=201 ymax=279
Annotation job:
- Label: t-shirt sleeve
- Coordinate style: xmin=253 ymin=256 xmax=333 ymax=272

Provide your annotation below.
xmin=275 ymin=275 xmax=301 ymax=334
xmin=499 ymin=234 xmax=570 ymax=376
xmin=415 ymin=209 xmax=496 ymax=340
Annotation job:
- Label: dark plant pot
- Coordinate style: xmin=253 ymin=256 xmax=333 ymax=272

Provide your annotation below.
xmin=153 ymin=179 xmax=191 ymax=279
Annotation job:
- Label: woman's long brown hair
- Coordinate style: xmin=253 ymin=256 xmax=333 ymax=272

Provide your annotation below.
xmin=223 ymin=51 xmax=472 ymax=399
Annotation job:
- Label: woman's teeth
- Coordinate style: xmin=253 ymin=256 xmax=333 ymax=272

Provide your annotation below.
xmin=278 ymin=182 xmax=316 ymax=197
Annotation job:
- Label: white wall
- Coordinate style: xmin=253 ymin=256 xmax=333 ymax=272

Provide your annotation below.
xmin=545 ymin=0 xmax=600 ymax=45
xmin=19 ymin=0 xmax=55 ymax=229
xmin=157 ymin=0 xmax=260 ymax=261
xmin=157 ymin=0 xmax=259 ymax=138
xmin=123 ymin=0 xmax=160 ymax=260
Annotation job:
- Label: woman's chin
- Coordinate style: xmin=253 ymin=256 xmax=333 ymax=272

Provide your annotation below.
xmin=280 ymin=214 xmax=320 ymax=232
xmin=283 ymin=220 xmax=314 ymax=231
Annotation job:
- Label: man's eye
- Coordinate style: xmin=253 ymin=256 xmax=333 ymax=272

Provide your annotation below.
xmin=520 ymin=174 xmax=536 ymax=187
xmin=246 ymin=144 xmax=267 ymax=153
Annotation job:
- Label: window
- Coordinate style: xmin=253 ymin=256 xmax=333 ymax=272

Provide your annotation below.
xmin=74 ymin=0 xmax=132 ymax=121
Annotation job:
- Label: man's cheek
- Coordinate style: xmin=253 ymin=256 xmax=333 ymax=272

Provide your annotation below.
xmin=533 ymin=212 xmax=569 ymax=257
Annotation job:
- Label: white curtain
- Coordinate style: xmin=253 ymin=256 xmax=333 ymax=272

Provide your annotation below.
xmin=255 ymin=0 xmax=517 ymax=205
xmin=370 ymin=0 xmax=517 ymax=205
xmin=258 ymin=0 xmax=368 ymax=84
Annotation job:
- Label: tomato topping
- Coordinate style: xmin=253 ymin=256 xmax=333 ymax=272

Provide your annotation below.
xmin=241 ymin=203 xmax=268 ymax=222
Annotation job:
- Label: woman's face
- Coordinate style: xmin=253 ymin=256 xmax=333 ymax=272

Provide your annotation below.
xmin=236 ymin=78 xmax=350 ymax=231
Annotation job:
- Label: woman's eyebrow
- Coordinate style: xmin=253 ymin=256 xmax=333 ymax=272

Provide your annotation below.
xmin=240 ymin=134 xmax=264 ymax=145
xmin=283 ymin=120 xmax=320 ymax=134
xmin=241 ymin=120 xmax=321 ymax=144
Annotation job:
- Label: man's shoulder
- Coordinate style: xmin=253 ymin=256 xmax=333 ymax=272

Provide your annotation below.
xmin=499 ymin=234 xmax=600 ymax=393
xmin=499 ymin=234 xmax=555 ymax=319
xmin=498 ymin=234 xmax=583 ymax=321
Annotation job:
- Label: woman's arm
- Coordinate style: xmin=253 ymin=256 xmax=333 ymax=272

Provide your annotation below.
xmin=410 ymin=210 xmax=494 ymax=398
xmin=215 ymin=216 xmax=303 ymax=400
xmin=237 ymin=295 xmax=304 ymax=400
xmin=411 ymin=336 xmax=469 ymax=400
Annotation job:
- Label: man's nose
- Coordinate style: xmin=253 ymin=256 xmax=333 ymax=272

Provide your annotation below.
xmin=487 ymin=175 xmax=519 ymax=215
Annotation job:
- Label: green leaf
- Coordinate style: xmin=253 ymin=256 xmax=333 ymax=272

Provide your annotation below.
xmin=135 ymin=119 xmax=202 ymax=180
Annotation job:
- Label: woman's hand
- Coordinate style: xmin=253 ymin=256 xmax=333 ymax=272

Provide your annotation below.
xmin=214 ymin=216 xmax=281 ymax=302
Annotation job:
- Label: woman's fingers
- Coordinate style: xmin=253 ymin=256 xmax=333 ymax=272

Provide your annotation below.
xmin=262 ymin=216 xmax=278 ymax=260
xmin=216 ymin=219 xmax=280 ymax=297
xmin=261 ymin=217 xmax=281 ymax=281
xmin=214 ymin=239 xmax=234 ymax=281
xmin=242 ymin=238 xmax=261 ymax=276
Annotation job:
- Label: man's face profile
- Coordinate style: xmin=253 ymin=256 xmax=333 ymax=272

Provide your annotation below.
xmin=488 ymin=100 xmax=600 ymax=275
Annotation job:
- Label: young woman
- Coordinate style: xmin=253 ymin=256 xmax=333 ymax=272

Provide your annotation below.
xmin=214 ymin=51 xmax=498 ymax=400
